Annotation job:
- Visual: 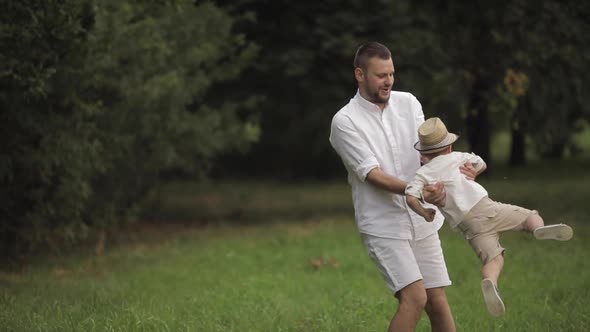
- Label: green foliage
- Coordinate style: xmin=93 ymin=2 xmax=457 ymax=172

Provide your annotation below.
xmin=214 ymin=0 xmax=416 ymax=178
xmin=83 ymin=0 xmax=260 ymax=226
xmin=212 ymin=0 xmax=590 ymax=178
xmin=494 ymin=1 xmax=590 ymax=159
xmin=426 ymin=0 xmax=590 ymax=163
xmin=0 ymin=0 xmax=259 ymax=255
xmin=1 ymin=0 xmax=101 ymax=249
xmin=3 ymin=0 xmax=590 ymax=256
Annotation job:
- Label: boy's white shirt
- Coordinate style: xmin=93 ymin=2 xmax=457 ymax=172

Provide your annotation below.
xmin=405 ymin=151 xmax=488 ymax=230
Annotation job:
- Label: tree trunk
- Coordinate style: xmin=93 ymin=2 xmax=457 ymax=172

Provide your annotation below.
xmin=466 ymin=78 xmax=492 ymax=172
xmin=509 ymin=126 xmax=526 ymax=166
xmin=509 ymin=95 xmax=528 ymax=166
xmin=543 ymin=144 xmax=566 ymax=160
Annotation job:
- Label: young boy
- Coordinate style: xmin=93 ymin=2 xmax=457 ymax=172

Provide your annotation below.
xmin=405 ymin=117 xmax=574 ymax=317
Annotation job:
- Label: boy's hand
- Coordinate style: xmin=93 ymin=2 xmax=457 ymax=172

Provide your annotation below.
xmin=460 ymin=162 xmax=477 ymax=180
xmin=423 ymin=208 xmax=436 ymax=222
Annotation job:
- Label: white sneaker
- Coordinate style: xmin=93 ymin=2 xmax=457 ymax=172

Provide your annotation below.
xmin=533 ymin=224 xmax=573 ymax=241
xmin=481 ymin=279 xmax=505 ymax=317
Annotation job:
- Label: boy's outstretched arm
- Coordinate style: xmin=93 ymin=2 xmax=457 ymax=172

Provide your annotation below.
xmin=476 ymin=161 xmax=487 ymax=174
xmin=460 ymin=162 xmax=478 ymax=180
xmin=461 ymin=159 xmax=488 ymax=180
xmin=406 ymin=195 xmax=436 ymax=222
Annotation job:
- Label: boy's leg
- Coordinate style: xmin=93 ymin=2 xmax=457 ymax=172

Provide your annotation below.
xmin=467 ymin=233 xmax=506 ymax=317
xmin=482 ymin=253 xmax=504 ymax=284
xmin=519 ymin=213 xmax=573 ymax=240
xmin=522 ymin=213 xmax=545 ymax=233
xmin=510 ymin=210 xmax=573 ymax=240
xmin=481 ymin=253 xmax=506 ymax=317
xmin=481 ymin=278 xmax=505 ymax=317
xmin=533 ymin=223 xmax=574 ymax=240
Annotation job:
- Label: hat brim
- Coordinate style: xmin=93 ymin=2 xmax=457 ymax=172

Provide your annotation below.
xmin=414 ymin=133 xmax=459 ymax=154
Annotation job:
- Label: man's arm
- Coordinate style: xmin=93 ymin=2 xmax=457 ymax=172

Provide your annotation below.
xmin=423 ymin=182 xmax=446 ymax=207
xmin=365 ymin=167 xmax=407 ymax=195
xmin=367 ymin=167 xmax=446 ymax=206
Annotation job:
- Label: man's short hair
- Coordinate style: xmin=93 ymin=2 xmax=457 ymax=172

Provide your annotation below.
xmin=353 ymin=42 xmax=392 ymax=70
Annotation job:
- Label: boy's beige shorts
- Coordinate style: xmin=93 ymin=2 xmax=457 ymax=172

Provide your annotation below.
xmin=458 ymin=196 xmax=538 ymax=265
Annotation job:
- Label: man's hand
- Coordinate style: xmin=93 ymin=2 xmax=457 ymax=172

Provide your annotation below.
xmin=423 ymin=182 xmax=446 ymax=207
xmin=460 ymin=162 xmax=478 ymax=181
xmin=422 ymin=208 xmax=436 ymax=222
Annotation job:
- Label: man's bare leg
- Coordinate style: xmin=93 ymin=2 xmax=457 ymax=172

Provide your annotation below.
xmin=389 ymin=280 xmax=427 ymax=332
xmin=425 ymin=287 xmax=456 ymax=332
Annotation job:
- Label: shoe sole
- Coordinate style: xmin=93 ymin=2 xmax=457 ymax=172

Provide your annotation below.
xmin=482 ymin=279 xmax=505 ymax=317
xmin=533 ymin=224 xmax=573 ymax=241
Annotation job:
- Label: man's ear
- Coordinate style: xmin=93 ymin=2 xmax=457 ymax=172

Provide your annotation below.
xmin=354 ymin=67 xmax=364 ymax=82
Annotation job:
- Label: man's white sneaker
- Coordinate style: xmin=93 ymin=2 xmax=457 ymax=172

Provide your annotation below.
xmin=482 ymin=279 xmax=505 ymax=317
xmin=533 ymin=224 xmax=573 ymax=241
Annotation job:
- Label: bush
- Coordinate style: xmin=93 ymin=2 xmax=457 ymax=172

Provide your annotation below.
xmin=0 ymin=0 xmax=259 ymax=257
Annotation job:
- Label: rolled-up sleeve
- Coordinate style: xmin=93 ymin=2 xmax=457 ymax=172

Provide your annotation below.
xmin=466 ymin=153 xmax=486 ymax=172
xmin=329 ymin=113 xmax=379 ymax=181
xmin=405 ymin=174 xmax=426 ymax=198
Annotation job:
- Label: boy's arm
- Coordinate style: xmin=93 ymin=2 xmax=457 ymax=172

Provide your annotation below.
xmin=367 ymin=167 xmax=447 ymax=207
xmin=405 ymin=176 xmax=437 ymax=222
xmin=461 ymin=154 xmax=487 ymax=180
xmin=475 ymin=160 xmax=487 ymax=174
xmin=406 ymin=195 xmax=436 ymax=222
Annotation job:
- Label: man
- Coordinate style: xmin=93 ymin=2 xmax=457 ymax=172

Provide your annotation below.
xmin=329 ymin=42 xmax=476 ymax=332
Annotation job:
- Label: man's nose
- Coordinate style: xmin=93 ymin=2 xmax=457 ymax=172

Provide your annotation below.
xmin=386 ymin=75 xmax=394 ymax=86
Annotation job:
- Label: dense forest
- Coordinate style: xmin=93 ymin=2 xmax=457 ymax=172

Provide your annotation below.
xmin=2 ymin=0 xmax=589 ymax=254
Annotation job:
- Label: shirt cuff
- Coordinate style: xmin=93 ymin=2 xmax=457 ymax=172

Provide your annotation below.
xmin=405 ymin=185 xmax=424 ymax=202
xmin=355 ymin=156 xmax=380 ymax=181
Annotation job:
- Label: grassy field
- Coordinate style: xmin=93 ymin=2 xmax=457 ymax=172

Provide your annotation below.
xmin=1 ymin=160 xmax=589 ymax=331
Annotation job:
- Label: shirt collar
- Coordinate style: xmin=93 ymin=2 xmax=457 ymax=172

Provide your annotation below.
xmin=354 ymin=90 xmax=390 ymax=112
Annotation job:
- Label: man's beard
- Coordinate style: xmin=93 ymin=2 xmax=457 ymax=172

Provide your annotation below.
xmin=369 ymin=88 xmax=389 ymax=104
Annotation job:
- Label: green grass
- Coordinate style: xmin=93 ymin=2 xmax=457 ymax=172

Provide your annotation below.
xmin=2 ymin=161 xmax=590 ymax=331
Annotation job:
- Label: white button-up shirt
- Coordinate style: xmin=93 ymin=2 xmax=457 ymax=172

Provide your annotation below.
xmin=405 ymin=152 xmax=488 ymax=230
xmin=330 ymin=90 xmax=443 ymax=240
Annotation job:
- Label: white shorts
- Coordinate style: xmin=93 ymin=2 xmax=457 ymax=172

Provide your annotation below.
xmin=361 ymin=232 xmax=452 ymax=295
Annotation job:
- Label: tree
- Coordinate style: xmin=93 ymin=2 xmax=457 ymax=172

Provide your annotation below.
xmin=489 ymin=0 xmax=590 ymax=163
xmin=213 ymin=0 xmax=452 ymax=179
xmin=1 ymin=0 xmax=100 ymax=252
xmin=428 ymin=0 xmax=519 ymax=170
xmin=0 ymin=0 xmax=259 ymax=256
xmin=420 ymin=0 xmax=590 ymax=168
xmin=83 ymin=0 xmax=260 ymax=226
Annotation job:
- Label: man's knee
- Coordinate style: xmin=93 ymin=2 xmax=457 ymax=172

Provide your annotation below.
xmin=425 ymin=287 xmax=450 ymax=314
xmin=398 ymin=281 xmax=428 ymax=312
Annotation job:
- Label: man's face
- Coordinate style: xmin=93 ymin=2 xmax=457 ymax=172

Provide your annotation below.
xmin=357 ymin=57 xmax=395 ymax=105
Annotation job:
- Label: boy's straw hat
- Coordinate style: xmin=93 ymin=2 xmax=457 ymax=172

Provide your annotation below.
xmin=414 ymin=117 xmax=459 ymax=154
